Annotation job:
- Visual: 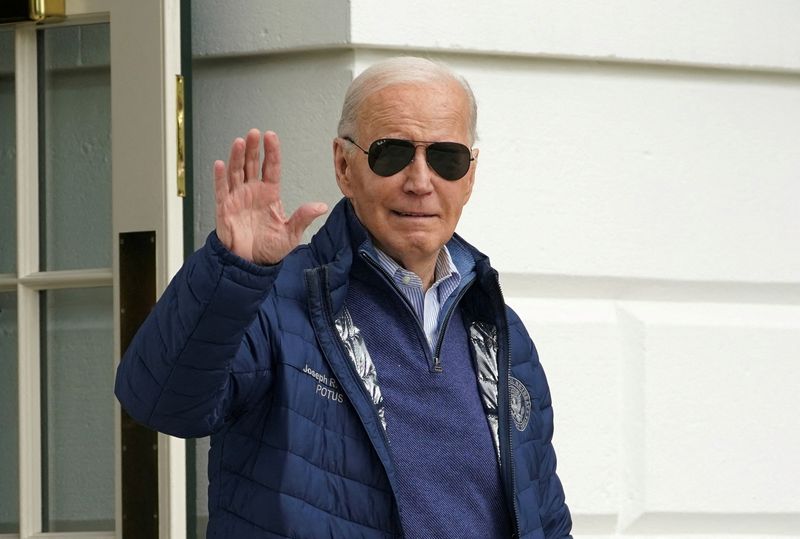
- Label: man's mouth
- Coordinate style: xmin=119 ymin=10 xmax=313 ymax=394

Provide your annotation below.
xmin=392 ymin=210 xmax=436 ymax=218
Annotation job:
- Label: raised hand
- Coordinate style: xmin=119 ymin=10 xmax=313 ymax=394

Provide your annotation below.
xmin=214 ymin=129 xmax=328 ymax=265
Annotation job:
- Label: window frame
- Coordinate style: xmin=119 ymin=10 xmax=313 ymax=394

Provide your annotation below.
xmin=3 ymin=9 xmax=115 ymax=539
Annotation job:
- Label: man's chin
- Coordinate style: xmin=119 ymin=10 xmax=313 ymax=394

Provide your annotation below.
xmin=391 ymin=237 xmax=443 ymax=261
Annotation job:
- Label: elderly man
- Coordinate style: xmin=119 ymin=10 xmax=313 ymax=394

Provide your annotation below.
xmin=116 ymin=57 xmax=571 ymax=538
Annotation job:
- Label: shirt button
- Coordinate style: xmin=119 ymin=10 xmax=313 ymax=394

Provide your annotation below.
xmin=402 ymin=275 xmax=412 ymax=285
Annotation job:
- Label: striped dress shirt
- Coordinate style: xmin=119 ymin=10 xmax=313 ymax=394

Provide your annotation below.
xmin=373 ymin=246 xmax=461 ymax=348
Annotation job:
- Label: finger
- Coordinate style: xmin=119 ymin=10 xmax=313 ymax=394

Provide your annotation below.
xmin=261 ymin=131 xmax=282 ymax=185
xmin=287 ymin=202 xmax=329 ymax=238
xmin=244 ymin=128 xmax=261 ymax=181
xmin=213 ymin=160 xmax=227 ymax=201
xmin=227 ymin=137 xmax=246 ymax=190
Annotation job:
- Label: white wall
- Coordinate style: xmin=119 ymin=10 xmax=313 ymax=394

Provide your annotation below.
xmin=191 ymin=1 xmax=800 ymax=536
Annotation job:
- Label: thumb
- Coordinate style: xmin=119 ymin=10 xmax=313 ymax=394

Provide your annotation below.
xmin=287 ymin=202 xmax=328 ymax=238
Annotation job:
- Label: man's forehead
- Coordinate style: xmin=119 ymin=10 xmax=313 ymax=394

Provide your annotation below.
xmin=363 ymin=79 xmax=464 ymax=105
xmin=355 ymin=81 xmax=470 ymax=136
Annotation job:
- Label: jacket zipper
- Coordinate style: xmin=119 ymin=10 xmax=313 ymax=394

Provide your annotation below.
xmin=317 ymin=266 xmax=393 ymax=449
xmin=310 ymin=267 xmax=404 ymax=536
xmin=489 ymin=271 xmax=521 ymax=538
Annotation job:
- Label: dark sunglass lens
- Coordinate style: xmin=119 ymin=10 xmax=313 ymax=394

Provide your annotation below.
xmin=427 ymin=142 xmax=472 ymax=180
xmin=368 ymin=139 xmax=415 ymax=177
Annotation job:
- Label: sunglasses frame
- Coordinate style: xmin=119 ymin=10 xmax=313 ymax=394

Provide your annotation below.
xmin=344 ymin=137 xmax=475 ymax=181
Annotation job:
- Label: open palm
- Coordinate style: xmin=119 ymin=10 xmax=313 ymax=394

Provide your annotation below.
xmin=214 ymin=129 xmax=328 ymax=265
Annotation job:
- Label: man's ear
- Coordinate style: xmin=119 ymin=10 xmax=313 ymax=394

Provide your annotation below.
xmin=333 ymin=138 xmax=353 ymax=197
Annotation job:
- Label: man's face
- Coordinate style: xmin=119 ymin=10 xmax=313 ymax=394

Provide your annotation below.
xmin=333 ymin=80 xmax=477 ymax=271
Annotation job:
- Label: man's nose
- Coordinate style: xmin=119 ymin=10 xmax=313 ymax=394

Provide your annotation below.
xmin=402 ymin=146 xmax=434 ymax=194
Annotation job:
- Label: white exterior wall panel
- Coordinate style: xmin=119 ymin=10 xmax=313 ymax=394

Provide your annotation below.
xmin=190 ymin=1 xmax=800 ymax=537
xmin=349 ymin=0 xmax=800 ymax=72
xmin=191 ymin=53 xmax=354 ymax=246
xmin=460 ymin=62 xmax=800 ymax=281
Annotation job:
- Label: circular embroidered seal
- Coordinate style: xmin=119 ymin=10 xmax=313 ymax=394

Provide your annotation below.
xmin=508 ymin=377 xmax=531 ymax=431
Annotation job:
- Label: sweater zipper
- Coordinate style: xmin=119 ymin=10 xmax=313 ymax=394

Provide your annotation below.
xmin=431 ymin=280 xmax=474 ymax=372
xmin=360 ymin=251 xmax=441 ymax=373
xmin=489 ymin=271 xmax=521 ymax=538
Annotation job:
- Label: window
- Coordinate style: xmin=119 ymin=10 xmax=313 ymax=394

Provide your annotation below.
xmin=0 ymin=21 xmax=114 ymax=538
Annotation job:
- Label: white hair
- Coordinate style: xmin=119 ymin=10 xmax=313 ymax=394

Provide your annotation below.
xmin=337 ymin=56 xmax=478 ymax=145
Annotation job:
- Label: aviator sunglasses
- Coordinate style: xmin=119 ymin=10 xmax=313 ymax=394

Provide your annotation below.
xmin=344 ymin=137 xmax=475 ymax=181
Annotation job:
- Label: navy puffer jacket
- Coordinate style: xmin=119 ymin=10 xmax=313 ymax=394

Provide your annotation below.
xmin=115 ymin=198 xmax=571 ymax=538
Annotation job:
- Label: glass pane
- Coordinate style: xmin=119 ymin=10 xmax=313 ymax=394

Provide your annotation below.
xmin=0 ymin=292 xmax=19 ymax=533
xmin=0 ymin=30 xmax=15 ymax=273
xmin=39 ymin=24 xmax=111 ymax=271
xmin=42 ymin=287 xmax=114 ymax=532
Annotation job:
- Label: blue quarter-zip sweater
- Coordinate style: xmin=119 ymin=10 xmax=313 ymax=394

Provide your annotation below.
xmin=115 ymin=198 xmax=572 ymax=538
xmin=347 ymin=256 xmax=510 ymax=538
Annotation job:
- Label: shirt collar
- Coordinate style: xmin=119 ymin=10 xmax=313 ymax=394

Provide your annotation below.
xmin=373 ymin=245 xmax=460 ymax=293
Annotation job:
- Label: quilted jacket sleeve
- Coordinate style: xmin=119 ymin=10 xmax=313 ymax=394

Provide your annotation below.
xmin=509 ymin=309 xmax=573 ymax=539
xmin=115 ymin=231 xmax=282 ymax=438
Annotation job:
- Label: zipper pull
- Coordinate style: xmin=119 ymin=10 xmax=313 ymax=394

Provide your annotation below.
xmin=432 ymin=356 xmax=443 ymax=373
